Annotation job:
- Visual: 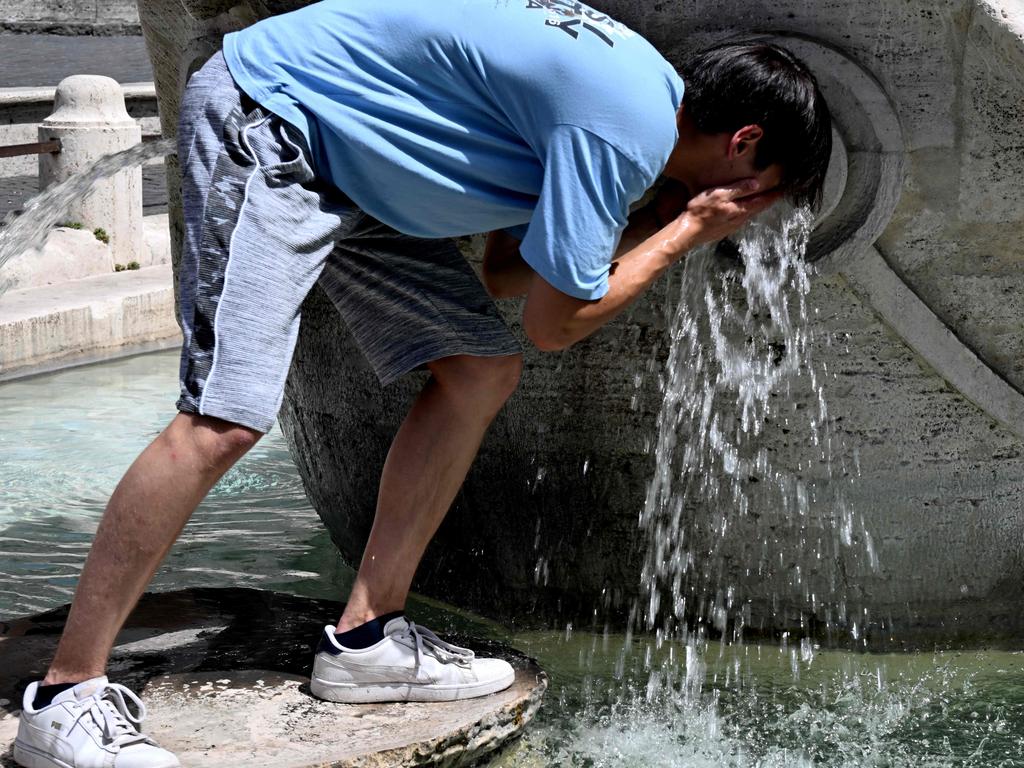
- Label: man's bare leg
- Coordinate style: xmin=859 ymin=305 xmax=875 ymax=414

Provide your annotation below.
xmin=336 ymin=353 xmax=522 ymax=631
xmin=42 ymin=413 xmax=261 ymax=685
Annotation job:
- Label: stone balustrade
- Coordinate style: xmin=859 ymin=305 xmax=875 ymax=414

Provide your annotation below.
xmin=0 ymin=82 xmax=158 ymax=178
xmin=0 ymin=77 xmax=179 ymax=379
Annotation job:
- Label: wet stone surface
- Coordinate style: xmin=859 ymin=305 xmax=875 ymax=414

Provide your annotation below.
xmin=0 ymin=587 xmax=547 ymax=767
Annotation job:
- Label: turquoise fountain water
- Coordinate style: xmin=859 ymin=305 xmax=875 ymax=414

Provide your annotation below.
xmin=0 ymin=351 xmax=342 ymax=616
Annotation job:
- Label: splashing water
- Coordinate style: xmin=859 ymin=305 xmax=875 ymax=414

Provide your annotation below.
xmin=0 ymin=138 xmax=175 ymax=297
xmin=495 ymin=207 xmax=1018 ymax=768
xmin=497 ymin=632 xmax=1024 ymax=768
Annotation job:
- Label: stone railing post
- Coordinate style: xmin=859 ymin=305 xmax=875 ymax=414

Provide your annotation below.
xmin=38 ymin=75 xmax=142 ymax=267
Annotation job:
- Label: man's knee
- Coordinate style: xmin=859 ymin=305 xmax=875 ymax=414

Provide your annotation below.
xmin=428 ymin=353 xmax=523 ymax=405
xmin=165 ymin=412 xmax=263 ymax=471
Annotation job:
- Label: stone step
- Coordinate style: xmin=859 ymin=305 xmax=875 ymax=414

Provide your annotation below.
xmin=0 ymin=262 xmax=180 ymax=380
xmin=0 ymin=587 xmax=547 ymax=767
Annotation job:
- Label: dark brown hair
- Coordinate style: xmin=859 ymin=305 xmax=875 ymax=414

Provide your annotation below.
xmin=681 ymin=42 xmax=833 ymax=210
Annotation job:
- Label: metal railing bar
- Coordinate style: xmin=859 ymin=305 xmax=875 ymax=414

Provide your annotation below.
xmin=0 ymin=135 xmax=165 ymax=158
xmin=0 ymin=139 xmax=62 ymax=159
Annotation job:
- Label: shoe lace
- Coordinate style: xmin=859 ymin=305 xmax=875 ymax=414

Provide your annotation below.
xmin=73 ymin=682 xmax=154 ymax=749
xmin=400 ymin=621 xmax=475 ymax=672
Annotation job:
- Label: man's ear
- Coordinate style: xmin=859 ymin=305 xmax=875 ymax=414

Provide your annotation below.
xmin=728 ymin=125 xmax=764 ymax=160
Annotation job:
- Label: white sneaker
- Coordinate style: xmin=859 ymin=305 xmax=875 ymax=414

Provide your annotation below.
xmin=13 ymin=676 xmax=180 ymax=768
xmin=310 ymin=616 xmax=516 ymax=703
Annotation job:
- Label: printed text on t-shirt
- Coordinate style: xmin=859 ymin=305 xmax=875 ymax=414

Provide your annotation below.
xmin=525 ymin=0 xmax=636 ymax=47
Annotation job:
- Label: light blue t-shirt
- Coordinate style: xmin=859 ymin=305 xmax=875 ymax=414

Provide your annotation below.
xmin=223 ymin=0 xmax=685 ymax=299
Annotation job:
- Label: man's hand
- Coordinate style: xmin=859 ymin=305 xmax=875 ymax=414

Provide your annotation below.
xmin=671 ymin=178 xmax=783 ymax=251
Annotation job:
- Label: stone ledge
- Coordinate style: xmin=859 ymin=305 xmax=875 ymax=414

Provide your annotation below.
xmin=0 ymin=22 xmax=143 ymax=36
xmin=0 ymin=588 xmax=547 ymax=768
xmin=0 ymin=262 xmax=181 ymax=379
xmin=0 ymin=82 xmax=155 ymax=108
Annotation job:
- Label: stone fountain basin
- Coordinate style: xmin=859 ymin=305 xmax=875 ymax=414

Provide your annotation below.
xmin=136 ymin=0 xmax=1024 ymax=638
xmin=0 ymin=588 xmax=547 ymax=767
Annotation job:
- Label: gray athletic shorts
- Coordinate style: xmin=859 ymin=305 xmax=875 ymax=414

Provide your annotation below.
xmin=175 ymin=51 xmax=521 ymax=433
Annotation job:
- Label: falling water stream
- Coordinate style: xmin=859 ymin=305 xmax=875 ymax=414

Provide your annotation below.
xmin=0 ymin=138 xmax=175 ymax=296
xmin=618 ymin=206 xmax=886 ymax=756
xmin=637 ymin=207 xmax=878 ymax=669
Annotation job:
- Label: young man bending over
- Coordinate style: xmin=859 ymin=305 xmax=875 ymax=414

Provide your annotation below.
xmin=14 ymin=1 xmax=830 ymax=766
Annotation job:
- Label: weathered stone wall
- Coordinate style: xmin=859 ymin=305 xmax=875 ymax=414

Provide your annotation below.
xmin=0 ymin=0 xmax=140 ymax=33
xmin=136 ymin=0 xmax=1024 ymax=645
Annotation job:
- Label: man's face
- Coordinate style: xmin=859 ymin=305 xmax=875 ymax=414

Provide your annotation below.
xmin=693 ymin=124 xmax=784 ymax=196
xmin=694 ymin=157 xmax=784 ymax=198
xmin=664 ymin=111 xmax=787 ymax=200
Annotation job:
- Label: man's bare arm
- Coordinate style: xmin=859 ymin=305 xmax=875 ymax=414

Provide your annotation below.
xmin=522 ymin=179 xmax=780 ymax=351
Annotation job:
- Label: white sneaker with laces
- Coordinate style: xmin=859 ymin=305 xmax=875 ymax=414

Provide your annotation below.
xmin=13 ymin=676 xmax=180 ymax=768
xmin=310 ymin=616 xmax=516 ymax=703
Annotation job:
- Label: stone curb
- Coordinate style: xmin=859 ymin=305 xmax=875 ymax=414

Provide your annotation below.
xmin=0 ymin=263 xmax=181 ymax=380
xmin=0 ymin=22 xmax=143 ymax=36
xmin=0 ymin=82 xmax=155 ymax=108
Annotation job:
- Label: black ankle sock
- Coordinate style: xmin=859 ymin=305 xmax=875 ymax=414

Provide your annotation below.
xmin=33 ymin=682 xmax=76 ymax=709
xmin=334 ymin=611 xmax=405 ymax=649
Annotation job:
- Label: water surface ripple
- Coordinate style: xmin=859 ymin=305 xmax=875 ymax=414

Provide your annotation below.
xmin=0 ymin=350 xmax=349 ymax=618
